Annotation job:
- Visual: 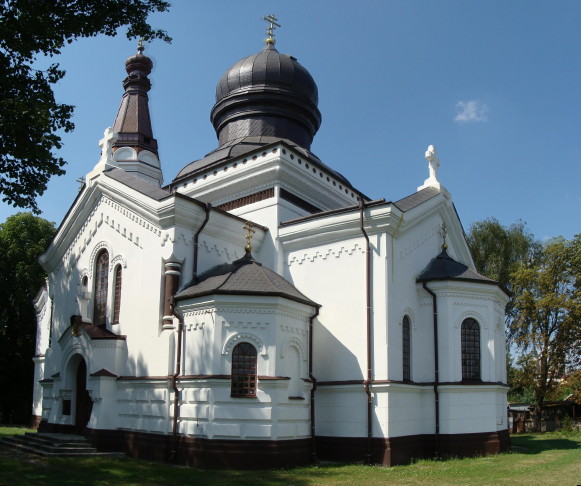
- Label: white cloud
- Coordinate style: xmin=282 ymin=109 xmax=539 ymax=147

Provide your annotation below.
xmin=454 ymin=100 xmax=488 ymax=123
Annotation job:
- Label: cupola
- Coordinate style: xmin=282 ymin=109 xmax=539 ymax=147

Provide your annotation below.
xmin=210 ymin=37 xmax=321 ymax=151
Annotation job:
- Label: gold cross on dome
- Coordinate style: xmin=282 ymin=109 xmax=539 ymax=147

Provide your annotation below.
xmin=263 ymin=14 xmax=281 ymax=45
xmin=243 ymin=221 xmax=256 ymax=253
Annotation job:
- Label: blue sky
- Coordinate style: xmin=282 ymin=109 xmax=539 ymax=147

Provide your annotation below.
xmin=1 ymin=1 xmax=579 ymax=241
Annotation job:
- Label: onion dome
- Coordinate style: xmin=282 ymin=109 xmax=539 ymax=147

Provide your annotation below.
xmin=112 ymin=42 xmax=158 ymax=156
xmin=210 ymin=43 xmax=322 ymax=151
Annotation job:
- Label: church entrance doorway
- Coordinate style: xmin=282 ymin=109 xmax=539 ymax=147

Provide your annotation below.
xmin=75 ymin=359 xmax=93 ymax=433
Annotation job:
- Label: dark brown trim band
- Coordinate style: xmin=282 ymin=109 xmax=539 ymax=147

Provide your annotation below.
xmin=280 ymin=188 xmax=321 ymax=214
xmin=215 ymin=188 xmax=274 ymax=212
xmin=38 ymin=421 xmax=510 ymax=469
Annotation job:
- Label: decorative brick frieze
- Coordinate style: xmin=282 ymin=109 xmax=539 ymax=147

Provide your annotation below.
xmin=288 ymin=242 xmax=365 ymax=266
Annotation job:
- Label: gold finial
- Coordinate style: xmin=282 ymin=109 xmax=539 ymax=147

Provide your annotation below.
xmin=243 ymin=221 xmax=256 ymax=253
xmin=137 ymin=38 xmax=144 ymax=54
xmin=262 ymin=14 xmax=281 ymax=45
xmin=441 ymin=222 xmax=448 ymax=250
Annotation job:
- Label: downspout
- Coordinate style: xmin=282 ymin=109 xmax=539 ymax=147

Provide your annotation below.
xmin=308 ymin=306 xmax=320 ymax=463
xmin=422 ymin=282 xmax=440 ymax=459
xmin=359 ymin=200 xmax=373 ymax=464
xmin=169 ymin=203 xmax=210 ymax=463
xmin=169 ymin=299 xmax=184 ymax=463
xmin=193 ymin=203 xmax=211 ymax=277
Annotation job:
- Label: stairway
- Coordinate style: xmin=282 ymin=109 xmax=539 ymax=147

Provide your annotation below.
xmin=1 ymin=433 xmax=124 ymax=458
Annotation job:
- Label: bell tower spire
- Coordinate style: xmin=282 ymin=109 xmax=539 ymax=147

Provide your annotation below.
xmin=109 ymin=40 xmax=163 ymax=186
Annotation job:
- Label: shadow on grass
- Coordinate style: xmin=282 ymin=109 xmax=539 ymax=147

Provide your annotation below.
xmin=511 ymin=433 xmax=581 ymax=454
xmin=0 ymin=453 xmax=319 ymax=486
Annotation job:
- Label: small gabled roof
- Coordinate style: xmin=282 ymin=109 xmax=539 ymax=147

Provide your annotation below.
xmin=104 ymin=168 xmax=170 ymax=201
xmin=394 ymin=187 xmax=440 ymax=212
xmin=175 ymin=252 xmax=318 ymax=307
xmin=416 ymin=249 xmax=496 ymax=285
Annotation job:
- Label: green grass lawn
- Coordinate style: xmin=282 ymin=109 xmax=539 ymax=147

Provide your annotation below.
xmin=1 ymin=428 xmax=580 ymax=485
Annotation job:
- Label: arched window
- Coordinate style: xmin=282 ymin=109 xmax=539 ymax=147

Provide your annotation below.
xmin=93 ymin=250 xmax=109 ymax=327
xmin=402 ymin=315 xmax=411 ymax=381
xmin=231 ymin=342 xmax=257 ymax=397
xmin=112 ymin=265 xmax=122 ymax=324
xmin=461 ymin=318 xmax=480 ymax=380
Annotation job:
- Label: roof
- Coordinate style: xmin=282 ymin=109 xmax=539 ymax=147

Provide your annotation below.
xmin=172 ymin=137 xmax=354 ymax=189
xmin=215 ymin=44 xmax=318 ymax=106
xmin=394 ymin=187 xmax=440 ymax=212
xmin=112 ymin=49 xmax=158 ymax=155
xmin=104 ymin=168 xmax=170 ymax=201
xmin=80 ymin=323 xmax=126 ymax=340
xmin=175 ymin=252 xmax=318 ymax=307
xmin=416 ymin=249 xmax=497 ymax=285
xmin=280 ymin=198 xmax=386 ymax=226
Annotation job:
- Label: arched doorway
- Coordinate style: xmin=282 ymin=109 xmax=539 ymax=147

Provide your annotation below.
xmin=75 ymin=359 xmax=93 ymax=433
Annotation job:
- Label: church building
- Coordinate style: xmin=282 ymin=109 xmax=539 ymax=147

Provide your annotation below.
xmin=32 ymin=21 xmax=510 ymax=468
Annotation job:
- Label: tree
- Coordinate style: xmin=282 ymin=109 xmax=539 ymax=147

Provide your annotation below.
xmin=0 ymin=213 xmax=56 ymax=424
xmin=0 ymin=0 xmax=171 ymax=213
xmin=466 ymin=217 xmax=540 ymax=330
xmin=510 ymin=235 xmax=581 ymax=428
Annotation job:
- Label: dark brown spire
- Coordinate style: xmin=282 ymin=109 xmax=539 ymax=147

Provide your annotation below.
xmin=112 ymin=44 xmax=158 ymax=156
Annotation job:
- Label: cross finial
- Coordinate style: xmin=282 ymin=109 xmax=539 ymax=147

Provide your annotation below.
xmin=98 ymin=127 xmax=119 ymax=163
xmin=76 ymin=176 xmax=86 ymax=192
xmin=137 ymin=38 xmax=144 ymax=54
xmin=263 ymin=14 xmax=281 ymax=46
xmin=243 ymin=221 xmax=256 ymax=253
xmin=441 ymin=222 xmax=448 ymax=250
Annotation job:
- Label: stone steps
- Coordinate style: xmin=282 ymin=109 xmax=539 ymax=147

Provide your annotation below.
xmin=1 ymin=433 xmax=124 ymax=458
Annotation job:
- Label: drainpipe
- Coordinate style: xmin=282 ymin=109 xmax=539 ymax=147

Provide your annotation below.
xmin=359 ymin=200 xmax=373 ymax=464
xmin=308 ymin=306 xmax=320 ymax=462
xmin=193 ymin=203 xmax=211 ymax=277
xmin=168 ymin=204 xmax=210 ymax=462
xmin=169 ymin=300 xmax=184 ymax=463
xmin=422 ymin=282 xmax=440 ymax=458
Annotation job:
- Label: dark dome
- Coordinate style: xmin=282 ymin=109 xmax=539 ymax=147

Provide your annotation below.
xmin=215 ymin=45 xmax=318 ymax=105
xmin=210 ymin=44 xmax=322 ymax=150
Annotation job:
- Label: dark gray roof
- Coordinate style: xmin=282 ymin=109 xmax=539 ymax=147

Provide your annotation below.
xmin=215 ymin=44 xmax=318 ymax=106
xmin=172 ymin=137 xmax=354 ymax=189
xmin=175 ymin=252 xmax=318 ymax=307
xmin=394 ymin=187 xmax=440 ymax=212
xmin=104 ymin=168 xmax=170 ymax=201
xmin=280 ymin=199 xmax=386 ymax=226
xmin=416 ymin=249 xmax=497 ymax=285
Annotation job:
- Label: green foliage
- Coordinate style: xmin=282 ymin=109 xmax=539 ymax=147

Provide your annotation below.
xmin=0 ymin=213 xmax=56 ymax=423
xmin=510 ymin=235 xmax=581 ymax=408
xmin=0 ymin=0 xmax=171 ymax=213
xmin=553 ymin=369 xmax=581 ymax=403
xmin=466 ymin=218 xmax=540 ymax=330
xmin=507 ymin=353 xmax=536 ymax=403
xmin=468 ymin=220 xmax=581 ymax=411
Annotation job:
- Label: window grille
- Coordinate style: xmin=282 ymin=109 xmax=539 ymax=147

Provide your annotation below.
xmin=403 ymin=315 xmax=411 ymax=381
xmin=93 ymin=250 xmax=109 ymax=327
xmin=112 ymin=265 xmax=122 ymax=323
xmin=461 ymin=318 xmax=480 ymax=380
xmin=231 ymin=342 xmax=257 ymax=397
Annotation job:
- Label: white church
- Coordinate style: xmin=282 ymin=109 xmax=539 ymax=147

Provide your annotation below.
xmin=32 ymin=23 xmax=510 ymax=468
